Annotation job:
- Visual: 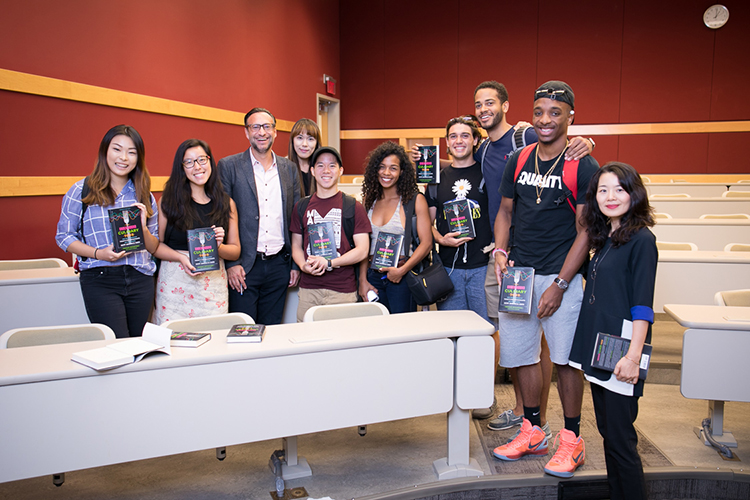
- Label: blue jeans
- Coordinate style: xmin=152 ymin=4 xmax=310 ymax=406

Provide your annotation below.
xmin=79 ymin=265 xmax=155 ymax=338
xmin=437 ymin=265 xmax=491 ymax=324
xmin=366 ymin=268 xmax=415 ymax=314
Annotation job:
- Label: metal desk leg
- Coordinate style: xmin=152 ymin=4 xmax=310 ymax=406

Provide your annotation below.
xmin=693 ymin=400 xmax=738 ymax=448
xmin=281 ymin=436 xmax=312 ymax=479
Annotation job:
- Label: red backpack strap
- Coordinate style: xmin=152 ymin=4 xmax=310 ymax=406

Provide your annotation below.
xmin=514 ymin=144 xmax=536 ymax=182
xmin=561 ymin=158 xmax=579 ymax=213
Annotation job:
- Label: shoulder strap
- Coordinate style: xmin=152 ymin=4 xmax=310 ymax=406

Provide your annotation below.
xmin=561 ymin=158 xmax=579 ymax=213
xmin=296 ymin=195 xmax=311 ymax=226
xmin=402 ymin=194 xmax=418 ymax=254
xmin=341 ymin=193 xmax=356 ymax=249
xmin=78 ymin=176 xmax=91 ymax=260
xmin=514 ymin=144 xmax=536 ymax=182
xmin=512 ymin=125 xmax=530 ymax=151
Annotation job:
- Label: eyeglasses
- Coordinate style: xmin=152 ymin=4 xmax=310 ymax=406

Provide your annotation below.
xmin=182 ymin=155 xmax=210 ymax=169
xmin=246 ymin=123 xmax=276 ymax=133
xmin=535 ymin=89 xmax=567 ymax=98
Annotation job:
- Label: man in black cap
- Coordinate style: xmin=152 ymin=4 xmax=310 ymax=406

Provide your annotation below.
xmin=490 ymin=81 xmax=599 ymax=478
xmin=290 ymin=146 xmax=371 ymax=321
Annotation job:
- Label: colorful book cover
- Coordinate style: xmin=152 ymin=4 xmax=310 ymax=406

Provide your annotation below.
xmin=416 ymin=145 xmax=439 ymax=184
xmin=187 ymin=227 xmax=220 ymax=272
xmin=370 ymin=232 xmax=404 ymax=269
xmin=108 ymin=206 xmax=145 ymax=252
xmin=170 ymin=331 xmax=211 ymax=347
xmin=227 ymin=324 xmax=266 ymax=343
xmin=498 ymin=267 xmax=535 ymax=314
xmin=442 ymin=199 xmax=475 ymax=238
xmin=591 ymin=332 xmax=652 ymax=380
xmin=307 ymin=221 xmax=336 ymax=259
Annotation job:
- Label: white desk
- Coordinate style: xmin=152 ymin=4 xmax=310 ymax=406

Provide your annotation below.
xmin=649 ymin=198 xmax=750 ymax=219
xmin=652 ymin=218 xmax=750 ymax=251
xmin=654 ymin=251 xmax=750 ymax=312
xmin=0 ymin=267 xmax=88 ymax=334
xmin=0 ymin=310 xmax=494 ymax=484
xmin=663 ymin=304 xmax=750 ymax=448
xmin=647 ymin=183 xmax=729 ymax=198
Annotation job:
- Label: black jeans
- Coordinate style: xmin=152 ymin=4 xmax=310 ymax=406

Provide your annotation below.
xmin=79 ymin=266 xmax=155 ymax=338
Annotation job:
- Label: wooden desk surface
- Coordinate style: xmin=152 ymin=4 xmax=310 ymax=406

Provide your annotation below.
xmin=0 ymin=266 xmax=78 ymax=285
xmin=655 ymin=218 xmax=750 ymax=226
xmin=0 ymin=310 xmax=494 ymax=386
xmin=664 ymin=304 xmax=750 ymax=330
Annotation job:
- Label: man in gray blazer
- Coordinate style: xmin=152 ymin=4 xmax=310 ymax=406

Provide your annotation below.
xmin=219 ymin=108 xmax=301 ymax=324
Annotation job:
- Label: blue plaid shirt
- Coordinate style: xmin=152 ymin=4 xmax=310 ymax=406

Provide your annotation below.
xmin=56 ymin=178 xmax=158 ymax=275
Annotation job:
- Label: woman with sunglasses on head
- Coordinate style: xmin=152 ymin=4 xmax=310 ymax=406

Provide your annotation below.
xmin=358 ymin=141 xmax=433 ymax=313
xmin=568 ymin=162 xmax=657 ymax=500
xmin=56 ymin=125 xmax=160 ymax=338
xmin=152 ymin=139 xmax=240 ymax=324
xmin=288 ymin=118 xmax=321 ymax=197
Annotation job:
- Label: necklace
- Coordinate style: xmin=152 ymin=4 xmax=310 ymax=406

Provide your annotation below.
xmin=588 ymin=243 xmax=612 ymax=305
xmin=534 ymin=142 xmax=568 ymax=204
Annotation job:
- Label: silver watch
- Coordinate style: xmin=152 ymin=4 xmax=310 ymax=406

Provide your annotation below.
xmin=554 ymin=277 xmax=569 ymax=290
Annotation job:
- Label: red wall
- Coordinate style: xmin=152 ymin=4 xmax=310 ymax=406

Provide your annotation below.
xmin=339 ymin=0 xmax=750 ymax=175
xmin=0 ymin=0 xmax=340 ymax=260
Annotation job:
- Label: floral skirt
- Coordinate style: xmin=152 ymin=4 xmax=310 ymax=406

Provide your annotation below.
xmin=153 ymin=254 xmax=228 ymax=325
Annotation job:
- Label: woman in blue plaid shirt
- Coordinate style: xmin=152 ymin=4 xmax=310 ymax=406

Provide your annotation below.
xmin=56 ymin=125 xmax=161 ymax=338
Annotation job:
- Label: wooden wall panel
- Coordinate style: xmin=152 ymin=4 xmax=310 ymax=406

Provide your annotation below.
xmin=707 ymin=133 xmax=750 ymax=174
xmin=618 ymin=134 xmax=709 ymax=174
xmin=710 ymin=2 xmax=750 ymax=120
xmin=619 ymin=0 xmax=715 ymax=123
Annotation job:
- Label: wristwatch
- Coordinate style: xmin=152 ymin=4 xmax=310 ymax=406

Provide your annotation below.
xmin=326 ymin=259 xmax=333 ymax=272
xmin=554 ymin=277 xmax=569 ymax=290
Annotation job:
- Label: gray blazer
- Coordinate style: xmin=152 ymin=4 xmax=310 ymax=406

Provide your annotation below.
xmin=218 ymin=149 xmax=301 ymax=272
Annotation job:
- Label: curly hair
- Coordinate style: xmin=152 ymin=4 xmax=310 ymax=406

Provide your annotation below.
xmin=161 ymin=139 xmax=231 ymax=232
xmin=361 ymin=141 xmax=418 ymax=211
xmin=583 ymin=162 xmax=655 ymax=252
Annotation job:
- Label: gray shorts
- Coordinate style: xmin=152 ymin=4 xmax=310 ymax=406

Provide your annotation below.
xmin=498 ymin=274 xmax=583 ymax=368
xmin=484 ymin=252 xmax=499 ymax=328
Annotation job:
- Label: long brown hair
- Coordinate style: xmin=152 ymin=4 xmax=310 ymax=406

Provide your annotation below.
xmin=82 ymin=125 xmax=153 ymax=217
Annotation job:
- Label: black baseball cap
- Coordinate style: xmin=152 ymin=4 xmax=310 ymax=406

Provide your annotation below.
xmin=310 ymin=146 xmax=343 ymax=167
xmin=534 ymin=81 xmax=575 ymax=109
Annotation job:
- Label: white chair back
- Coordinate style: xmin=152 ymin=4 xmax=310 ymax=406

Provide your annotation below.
xmin=656 ymin=241 xmax=698 ymax=251
xmin=162 ymin=313 xmax=254 ymax=332
xmin=649 ymin=193 xmax=690 ymax=198
xmin=722 ymin=190 xmax=750 ymax=198
xmin=0 ymin=323 xmax=115 ymax=349
xmin=724 ymin=243 xmax=750 ymax=252
xmin=0 ymin=258 xmax=68 ymax=271
xmin=303 ymin=302 xmax=389 ymax=322
xmin=714 ymin=289 xmax=750 ymax=307
xmin=699 ymin=213 xmax=750 ymax=219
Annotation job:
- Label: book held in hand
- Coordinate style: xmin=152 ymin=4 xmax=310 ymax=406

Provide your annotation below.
xmin=591 ymin=332 xmax=652 ymax=381
xmin=370 ymin=232 xmax=404 ymax=269
xmin=416 ymin=145 xmax=439 ymax=184
xmin=443 ymin=199 xmax=476 ymax=238
xmin=108 ymin=206 xmax=146 ymax=252
xmin=170 ymin=331 xmax=211 ymax=347
xmin=227 ymin=324 xmax=266 ymax=343
xmin=187 ymin=227 xmax=220 ymax=272
xmin=71 ymin=323 xmax=171 ymax=371
xmin=498 ymin=267 xmax=535 ymax=314
xmin=307 ymin=221 xmax=336 ymax=259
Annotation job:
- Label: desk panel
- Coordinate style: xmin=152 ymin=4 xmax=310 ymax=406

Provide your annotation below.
xmin=652 ymin=220 xmax=750 ymax=250
xmin=650 ymin=198 xmax=750 ymax=218
xmin=647 ymin=184 xmax=728 ymax=197
xmin=681 ymin=328 xmax=750 ymax=402
xmin=0 ymin=339 xmax=454 ymax=483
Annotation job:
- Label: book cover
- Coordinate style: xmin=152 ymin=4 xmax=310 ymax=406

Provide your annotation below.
xmin=443 ymin=199 xmax=476 ymax=238
xmin=370 ymin=232 xmax=404 ymax=269
xmin=170 ymin=331 xmax=211 ymax=347
xmin=187 ymin=227 xmax=220 ymax=272
xmin=416 ymin=145 xmax=439 ymax=184
xmin=498 ymin=267 xmax=535 ymax=314
xmin=307 ymin=221 xmax=336 ymax=259
xmin=591 ymin=332 xmax=652 ymax=381
xmin=227 ymin=323 xmax=266 ymax=343
xmin=108 ymin=206 xmax=146 ymax=253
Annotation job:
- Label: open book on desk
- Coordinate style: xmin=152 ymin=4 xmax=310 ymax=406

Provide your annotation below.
xmin=71 ymin=323 xmax=172 ymax=371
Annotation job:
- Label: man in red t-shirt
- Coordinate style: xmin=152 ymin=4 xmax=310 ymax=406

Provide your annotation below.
xmin=290 ymin=147 xmax=371 ymax=321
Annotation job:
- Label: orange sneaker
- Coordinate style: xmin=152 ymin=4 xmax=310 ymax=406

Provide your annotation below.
xmin=543 ymin=428 xmax=585 ymax=478
xmin=492 ymin=418 xmax=549 ymax=461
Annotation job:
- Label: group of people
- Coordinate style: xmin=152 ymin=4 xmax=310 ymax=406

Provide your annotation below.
xmin=55 ymin=80 xmax=657 ymax=500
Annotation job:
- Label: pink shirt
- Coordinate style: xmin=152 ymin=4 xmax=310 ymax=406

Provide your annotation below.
xmin=251 ymin=150 xmax=285 ymax=255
